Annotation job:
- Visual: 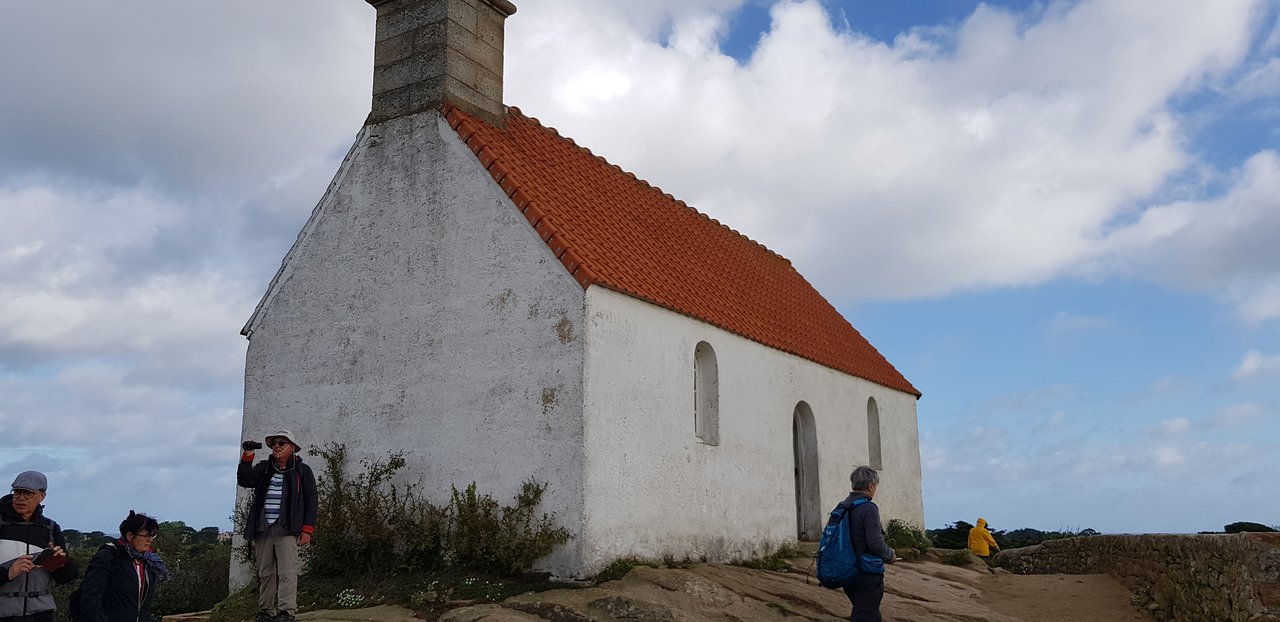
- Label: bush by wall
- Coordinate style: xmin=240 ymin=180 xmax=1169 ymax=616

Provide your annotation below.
xmin=305 ymin=442 xmax=570 ymax=578
xmin=885 ymin=519 xmax=930 ymax=559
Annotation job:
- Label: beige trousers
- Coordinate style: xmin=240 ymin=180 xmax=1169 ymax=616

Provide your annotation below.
xmin=254 ymin=528 xmax=300 ymax=616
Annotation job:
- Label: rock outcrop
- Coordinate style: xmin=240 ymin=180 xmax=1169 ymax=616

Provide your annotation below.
xmin=432 ymin=559 xmax=1021 ymax=622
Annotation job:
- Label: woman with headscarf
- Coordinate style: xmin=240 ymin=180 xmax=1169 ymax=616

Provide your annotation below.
xmin=79 ymin=511 xmax=172 ymax=622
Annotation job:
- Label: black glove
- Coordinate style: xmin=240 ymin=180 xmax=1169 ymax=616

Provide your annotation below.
xmin=242 ymin=440 xmax=263 ymax=451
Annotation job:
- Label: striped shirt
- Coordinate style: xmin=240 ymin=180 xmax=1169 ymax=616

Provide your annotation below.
xmin=264 ymin=472 xmax=285 ymax=525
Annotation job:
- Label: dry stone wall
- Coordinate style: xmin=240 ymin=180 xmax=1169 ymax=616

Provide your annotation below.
xmin=996 ymin=533 xmax=1280 ymax=622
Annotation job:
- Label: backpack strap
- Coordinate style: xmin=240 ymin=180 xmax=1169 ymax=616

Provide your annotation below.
xmin=846 ymin=497 xmax=874 ymax=560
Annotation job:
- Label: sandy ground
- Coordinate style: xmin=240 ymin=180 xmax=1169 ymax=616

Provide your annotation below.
xmin=975 ymin=571 xmax=1154 ymax=622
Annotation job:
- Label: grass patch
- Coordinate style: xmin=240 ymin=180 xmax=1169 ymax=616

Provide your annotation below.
xmin=594 ymin=557 xmax=659 ymax=583
xmin=733 ymin=544 xmax=809 ymax=572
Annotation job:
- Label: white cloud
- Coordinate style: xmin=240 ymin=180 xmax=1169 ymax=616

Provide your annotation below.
xmin=1233 ymin=350 xmax=1280 ymax=381
xmin=1102 ymin=151 xmax=1280 ymax=322
xmin=503 ymin=0 xmax=1266 ymax=307
xmin=0 ymin=1 xmax=372 ymax=194
xmin=1231 ymin=57 xmax=1280 ymax=101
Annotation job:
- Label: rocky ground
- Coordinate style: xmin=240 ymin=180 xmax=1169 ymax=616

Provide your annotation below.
xmin=221 ymin=552 xmax=1152 ymax=622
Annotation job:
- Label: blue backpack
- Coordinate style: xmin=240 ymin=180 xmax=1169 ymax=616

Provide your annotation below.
xmin=815 ymin=497 xmax=886 ymax=588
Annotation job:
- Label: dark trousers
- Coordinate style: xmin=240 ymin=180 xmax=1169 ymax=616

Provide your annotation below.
xmin=842 ymin=572 xmax=884 ymax=622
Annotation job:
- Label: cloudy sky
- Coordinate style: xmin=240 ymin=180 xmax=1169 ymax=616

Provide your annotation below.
xmin=2 ymin=0 xmax=1278 ymax=535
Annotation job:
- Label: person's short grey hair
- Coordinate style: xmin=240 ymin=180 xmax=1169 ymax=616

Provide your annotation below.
xmin=850 ymin=465 xmax=879 ymax=491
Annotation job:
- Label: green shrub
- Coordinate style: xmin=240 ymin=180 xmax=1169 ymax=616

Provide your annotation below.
xmin=307 ymin=443 xmax=413 ymax=576
xmin=395 ymin=495 xmax=449 ymax=572
xmin=152 ymin=540 xmax=232 ymax=616
xmin=885 ymin=519 xmax=930 ymax=557
xmin=944 ymin=551 xmax=970 ymax=566
xmin=305 ymin=443 xmax=570 ymax=578
xmin=448 ymin=481 xmax=571 ymax=576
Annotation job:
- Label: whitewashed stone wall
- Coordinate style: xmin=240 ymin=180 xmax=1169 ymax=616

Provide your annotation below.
xmin=578 ymin=286 xmax=923 ymax=574
xmin=237 ymin=110 xmax=587 ymax=580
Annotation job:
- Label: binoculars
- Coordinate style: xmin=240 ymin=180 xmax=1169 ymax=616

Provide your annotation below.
xmin=242 ymin=440 xmax=264 ymax=451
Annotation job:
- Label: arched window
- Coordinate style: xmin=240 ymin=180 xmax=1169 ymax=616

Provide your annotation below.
xmin=867 ymin=397 xmax=883 ymax=470
xmin=793 ymin=401 xmax=821 ymax=540
xmin=693 ymin=341 xmax=719 ymax=445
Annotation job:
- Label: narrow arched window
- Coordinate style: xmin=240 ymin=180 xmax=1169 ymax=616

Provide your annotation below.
xmin=867 ymin=397 xmax=882 ymax=469
xmin=693 ymin=341 xmax=719 ymax=445
xmin=793 ymin=401 xmax=821 ymax=540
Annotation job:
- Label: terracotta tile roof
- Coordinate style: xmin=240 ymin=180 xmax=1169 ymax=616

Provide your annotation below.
xmin=442 ymin=103 xmax=920 ymax=397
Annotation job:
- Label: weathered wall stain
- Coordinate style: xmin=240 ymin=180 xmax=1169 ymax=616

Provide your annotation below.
xmin=556 ymin=315 xmax=575 ymax=343
xmin=542 ymin=387 xmax=558 ymax=414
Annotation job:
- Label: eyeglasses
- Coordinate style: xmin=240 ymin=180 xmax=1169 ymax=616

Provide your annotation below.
xmin=133 ymin=533 xmax=155 ymax=539
xmin=270 ymin=440 xmax=292 ymax=448
xmin=10 ymin=489 xmax=41 ymax=500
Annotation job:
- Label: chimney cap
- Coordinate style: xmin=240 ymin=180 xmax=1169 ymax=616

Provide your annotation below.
xmin=364 ymin=0 xmax=517 ymax=17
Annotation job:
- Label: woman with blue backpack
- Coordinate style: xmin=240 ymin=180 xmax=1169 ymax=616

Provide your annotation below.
xmin=839 ymin=466 xmax=896 ymax=622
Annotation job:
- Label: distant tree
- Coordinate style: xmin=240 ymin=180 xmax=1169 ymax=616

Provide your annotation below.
xmin=928 ymin=523 xmax=1099 ymax=551
xmin=926 ymin=521 xmax=973 ymax=549
xmin=196 ymin=526 xmax=221 ymax=544
xmin=997 ymin=527 xmax=1047 ymax=549
xmin=61 ymin=529 xmax=111 ymax=551
xmin=1224 ymin=521 xmax=1277 ymax=534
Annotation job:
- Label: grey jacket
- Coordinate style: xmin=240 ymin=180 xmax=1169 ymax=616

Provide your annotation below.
xmin=0 ymin=498 xmax=78 ymax=619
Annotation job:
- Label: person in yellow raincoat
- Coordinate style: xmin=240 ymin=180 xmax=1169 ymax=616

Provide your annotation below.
xmin=967 ymin=517 xmax=1000 ymax=558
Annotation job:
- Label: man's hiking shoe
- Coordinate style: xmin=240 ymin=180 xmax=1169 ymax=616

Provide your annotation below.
xmin=256 ymin=612 xmax=274 ymax=622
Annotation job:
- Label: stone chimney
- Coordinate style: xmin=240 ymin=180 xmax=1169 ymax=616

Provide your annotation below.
xmin=365 ymin=0 xmax=516 ymax=126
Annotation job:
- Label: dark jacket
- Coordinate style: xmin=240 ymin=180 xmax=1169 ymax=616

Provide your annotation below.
xmin=0 ymin=497 xmax=79 ymax=620
xmin=79 ymin=541 xmax=158 ymax=622
xmin=843 ymin=492 xmax=896 ymax=563
xmin=237 ymin=454 xmax=317 ymax=540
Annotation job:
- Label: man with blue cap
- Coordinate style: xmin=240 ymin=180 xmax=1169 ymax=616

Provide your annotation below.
xmin=0 ymin=471 xmax=78 ymax=622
